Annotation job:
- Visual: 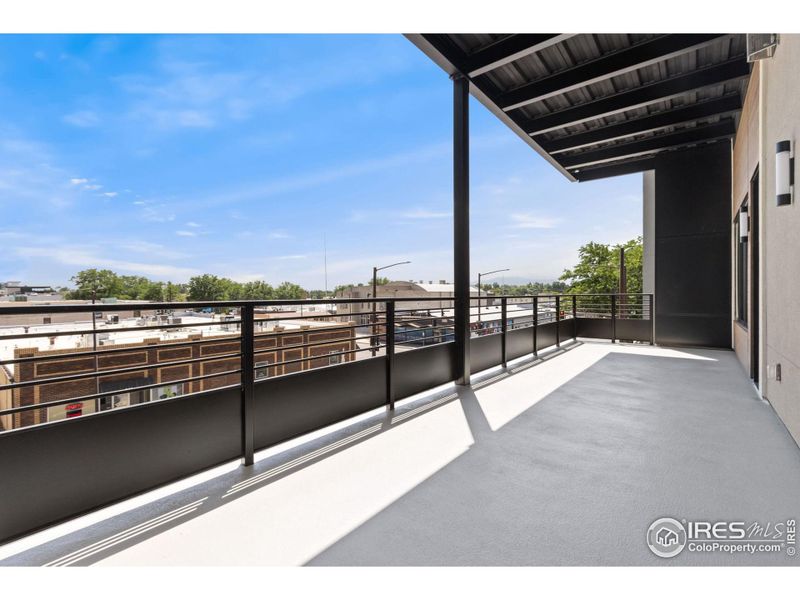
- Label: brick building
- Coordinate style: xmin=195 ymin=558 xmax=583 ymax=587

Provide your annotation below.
xmin=0 ymin=313 xmax=356 ymax=431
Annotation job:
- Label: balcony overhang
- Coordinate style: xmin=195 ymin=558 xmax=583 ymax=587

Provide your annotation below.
xmin=406 ymin=33 xmax=750 ymax=182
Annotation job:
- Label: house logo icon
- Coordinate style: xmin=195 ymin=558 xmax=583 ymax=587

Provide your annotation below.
xmin=647 ymin=517 xmax=687 ymax=558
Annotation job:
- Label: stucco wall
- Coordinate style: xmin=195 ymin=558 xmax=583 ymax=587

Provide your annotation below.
xmin=731 ymin=62 xmax=760 ymax=376
xmin=761 ymin=34 xmax=800 ymax=445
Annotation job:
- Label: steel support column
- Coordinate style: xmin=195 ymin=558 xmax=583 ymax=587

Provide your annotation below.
xmin=453 ymin=73 xmax=471 ymax=385
xmin=240 ymin=304 xmax=255 ymax=466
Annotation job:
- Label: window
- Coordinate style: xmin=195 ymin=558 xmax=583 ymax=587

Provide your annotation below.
xmin=151 ymin=384 xmax=183 ymax=402
xmin=65 ymin=403 xmax=83 ymax=418
xmin=255 ymin=361 xmax=270 ymax=380
xmin=736 ymin=201 xmax=748 ymax=325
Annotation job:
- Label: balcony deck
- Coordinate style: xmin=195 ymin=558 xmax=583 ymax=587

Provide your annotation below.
xmin=2 ymin=339 xmax=799 ymax=566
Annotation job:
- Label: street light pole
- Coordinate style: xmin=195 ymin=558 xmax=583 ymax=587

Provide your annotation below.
xmin=371 ymin=260 xmax=411 ymax=356
xmin=477 ymin=268 xmax=510 ymax=334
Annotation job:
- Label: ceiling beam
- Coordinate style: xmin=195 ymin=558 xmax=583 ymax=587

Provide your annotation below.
xmin=560 ymin=119 xmax=736 ymax=169
xmin=499 ymin=34 xmax=727 ymax=111
xmin=541 ymin=93 xmax=742 ymax=154
xmin=464 ymin=34 xmax=574 ymax=77
xmin=517 ymin=57 xmax=750 ymax=135
xmin=572 ymin=157 xmax=657 ymax=181
xmin=404 ymin=33 xmax=578 ymax=181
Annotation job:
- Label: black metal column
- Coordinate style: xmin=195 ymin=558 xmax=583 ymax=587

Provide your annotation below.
xmin=555 ymin=295 xmax=561 ymax=347
xmin=501 ymin=296 xmax=508 ymax=368
xmin=611 ymin=294 xmax=617 ymax=344
xmin=533 ymin=295 xmax=538 ymax=356
xmin=453 ymin=73 xmax=471 ymax=386
xmin=572 ymin=294 xmax=577 ymax=340
xmin=386 ymin=300 xmax=396 ymax=410
xmin=240 ymin=304 xmax=255 ymax=466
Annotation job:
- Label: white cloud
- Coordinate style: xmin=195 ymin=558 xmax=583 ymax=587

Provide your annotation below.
xmin=119 ymin=240 xmax=188 ymax=260
xmin=62 ymin=110 xmax=100 ymax=128
xmin=139 ymin=204 xmax=175 ymax=222
xmin=84 ymin=184 xmax=102 ymax=191
xmin=509 ymin=213 xmax=561 ymax=229
xmin=175 ymin=230 xmax=197 ymax=237
xmin=277 ymin=254 xmax=307 ymax=260
xmin=267 ymin=230 xmax=291 ymax=239
xmin=16 ymin=246 xmax=198 ymax=280
xmin=70 ymin=178 xmax=88 ymax=185
xmin=185 ymin=221 xmax=202 ymax=228
xmin=102 ymin=192 xmax=118 ymax=198
xmin=399 ymin=209 xmax=451 ymax=220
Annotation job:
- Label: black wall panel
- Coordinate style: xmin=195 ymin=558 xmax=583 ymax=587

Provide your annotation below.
xmin=507 ymin=327 xmax=535 ymax=361
xmin=395 ymin=342 xmax=456 ymax=399
xmin=0 ymin=387 xmax=242 ymax=544
xmin=536 ymin=322 xmax=558 ymax=352
xmin=559 ymin=319 xmax=575 ymax=341
xmin=615 ymin=319 xmax=652 ymax=342
xmin=254 ymin=356 xmax=386 ymax=450
xmin=471 ymin=333 xmax=503 ymax=373
xmin=576 ymin=318 xmax=613 ymax=339
xmin=654 ymin=141 xmax=732 ymax=348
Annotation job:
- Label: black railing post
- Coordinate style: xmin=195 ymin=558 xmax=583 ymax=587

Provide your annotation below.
xmin=240 ymin=303 xmax=255 ymax=466
xmin=572 ymin=293 xmax=577 ymax=340
xmin=501 ymin=296 xmax=508 ymax=368
xmin=649 ymin=293 xmax=655 ymax=345
xmin=555 ymin=295 xmax=561 ymax=347
xmin=611 ymin=294 xmax=617 ymax=344
xmin=386 ymin=300 xmax=396 ymax=411
xmin=533 ymin=295 xmax=538 ymax=357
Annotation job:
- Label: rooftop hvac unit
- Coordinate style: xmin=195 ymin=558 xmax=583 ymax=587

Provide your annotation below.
xmin=747 ymin=34 xmax=779 ymax=62
xmin=107 ymin=314 xmax=119 ymax=324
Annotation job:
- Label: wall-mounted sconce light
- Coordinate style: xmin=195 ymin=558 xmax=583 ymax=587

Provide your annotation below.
xmin=739 ymin=206 xmax=749 ymax=240
xmin=776 ymin=140 xmax=793 ymax=206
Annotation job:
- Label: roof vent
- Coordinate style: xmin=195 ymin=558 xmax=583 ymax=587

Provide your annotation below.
xmin=747 ymin=34 xmax=779 ymax=62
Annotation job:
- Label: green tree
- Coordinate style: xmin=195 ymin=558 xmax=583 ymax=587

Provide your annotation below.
xmin=68 ymin=269 xmax=122 ymax=299
xmin=187 ymin=274 xmax=229 ymax=301
xmin=164 ymin=281 xmax=183 ymax=302
xmin=240 ymin=281 xmax=275 ymax=300
xmin=274 ymin=281 xmax=306 ymax=300
xmin=118 ymin=275 xmax=151 ymax=299
xmin=142 ymin=281 xmax=165 ymax=302
xmin=559 ymin=236 xmax=643 ymax=295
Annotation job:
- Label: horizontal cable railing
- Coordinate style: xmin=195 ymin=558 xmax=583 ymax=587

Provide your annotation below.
xmin=0 ymin=293 xmax=653 ymax=442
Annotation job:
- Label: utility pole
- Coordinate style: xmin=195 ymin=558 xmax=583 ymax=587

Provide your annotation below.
xmin=371 ymin=261 xmax=410 ymax=356
xmin=477 ymin=268 xmax=510 ymax=332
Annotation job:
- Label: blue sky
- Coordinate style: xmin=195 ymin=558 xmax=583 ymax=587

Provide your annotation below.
xmin=0 ymin=34 xmax=641 ymax=289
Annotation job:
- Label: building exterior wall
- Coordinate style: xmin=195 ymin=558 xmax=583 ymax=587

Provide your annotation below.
xmin=759 ymin=35 xmax=800 ymax=445
xmin=335 ymin=282 xmax=474 ymax=325
xmin=653 ymin=141 xmax=732 ymax=348
xmin=7 ymin=322 xmax=355 ymax=431
xmin=731 ymin=61 xmax=761 ymax=376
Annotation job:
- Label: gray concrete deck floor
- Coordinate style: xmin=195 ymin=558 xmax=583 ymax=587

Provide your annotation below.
xmin=2 ymin=340 xmax=799 ymax=566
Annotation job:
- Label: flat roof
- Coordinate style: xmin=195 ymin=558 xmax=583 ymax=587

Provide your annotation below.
xmin=407 ymin=34 xmax=750 ymax=181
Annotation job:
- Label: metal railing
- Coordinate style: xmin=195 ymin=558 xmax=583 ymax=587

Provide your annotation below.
xmin=0 ymin=297 xmax=454 ymax=457
xmin=0 ymin=293 xmax=653 ymax=455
